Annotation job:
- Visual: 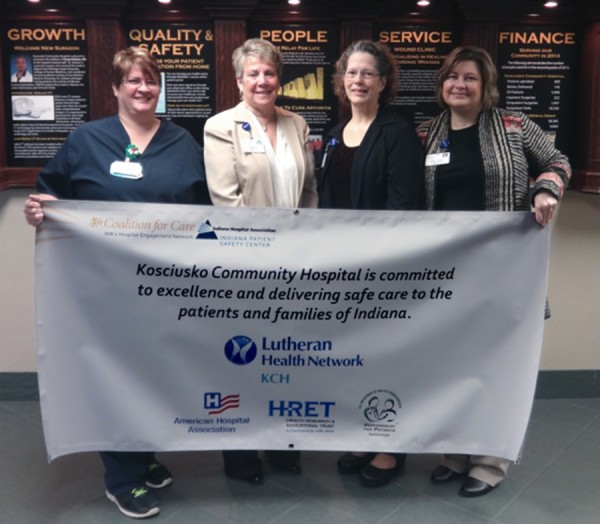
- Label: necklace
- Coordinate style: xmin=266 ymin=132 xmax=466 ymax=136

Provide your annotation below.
xmin=256 ymin=114 xmax=275 ymax=132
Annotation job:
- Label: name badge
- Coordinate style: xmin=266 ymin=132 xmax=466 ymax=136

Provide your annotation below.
xmin=110 ymin=161 xmax=143 ymax=179
xmin=241 ymin=138 xmax=266 ymax=154
xmin=425 ymin=152 xmax=450 ymax=166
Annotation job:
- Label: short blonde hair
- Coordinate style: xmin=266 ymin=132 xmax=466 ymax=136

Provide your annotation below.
xmin=232 ymin=38 xmax=283 ymax=79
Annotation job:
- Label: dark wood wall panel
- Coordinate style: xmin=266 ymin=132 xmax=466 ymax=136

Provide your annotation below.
xmin=572 ymin=21 xmax=600 ymax=192
xmin=85 ymin=17 xmax=125 ymax=120
xmin=461 ymin=23 xmax=499 ymax=63
xmin=214 ymin=19 xmax=247 ymax=113
xmin=1 ymin=0 xmax=599 ymax=192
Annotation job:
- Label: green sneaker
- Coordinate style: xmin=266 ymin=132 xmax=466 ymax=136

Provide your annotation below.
xmin=106 ymin=486 xmax=160 ymax=519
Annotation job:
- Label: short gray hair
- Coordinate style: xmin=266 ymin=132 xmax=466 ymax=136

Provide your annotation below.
xmin=232 ymin=38 xmax=283 ymax=79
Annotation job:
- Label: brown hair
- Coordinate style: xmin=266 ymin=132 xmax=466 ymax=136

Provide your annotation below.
xmin=332 ymin=40 xmax=398 ymax=106
xmin=436 ymin=46 xmax=499 ymax=112
xmin=112 ymin=47 xmax=161 ymax=88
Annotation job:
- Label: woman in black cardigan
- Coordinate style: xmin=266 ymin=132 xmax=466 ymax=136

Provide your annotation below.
xmin=319 ymin=40 xmax=423 ymax=487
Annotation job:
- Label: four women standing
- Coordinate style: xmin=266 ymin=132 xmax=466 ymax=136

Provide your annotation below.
xmin=25 ymin=38 xmax=568 ymax=504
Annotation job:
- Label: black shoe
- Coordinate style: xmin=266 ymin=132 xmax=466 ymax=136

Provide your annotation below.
xmin=106 ymin=486 xmax=160 ymax=519
xmin=431 ymin=465 xmax=462 ymax=484
xmin=265 ymin=450 xmax=301 ymax=474
xmin=358 ymin=454 xmax=406 ymax=488
xmin=223 ymin=450 xmax=264 ymax=485
xmin=145 ymin=462 xmax=173 ymax=489
xmin=337 ymin=452 xmax=375 ymax=475
xmin=224 ymin=465 xmax=264 ymax=485
xmin=459 ymin=476 xmax=495 ymax=497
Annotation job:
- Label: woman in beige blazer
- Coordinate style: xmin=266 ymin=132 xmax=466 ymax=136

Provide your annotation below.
xmin=203 ymin=38 xmax=317 ymax=485
xmin=204 ymin=39 xmax=317 ymax=208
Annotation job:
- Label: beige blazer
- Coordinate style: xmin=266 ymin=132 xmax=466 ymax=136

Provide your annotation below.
xmin=203 ymin=103 xmax=317 ymax=208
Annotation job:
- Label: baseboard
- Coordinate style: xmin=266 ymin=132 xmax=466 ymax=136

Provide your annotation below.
xmin=1 ymin=370 xmax=599 ymax=401
xmin=0 ymin=372 xmax=39 ymax=400
xmin=534 ymin=370 xmax=600 ymax=398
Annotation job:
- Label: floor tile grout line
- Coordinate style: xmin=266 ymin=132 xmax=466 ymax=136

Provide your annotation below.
xmin=489 ymin=409 xmax=600 ymax=521
xmin=374 ymin=493 xmax=412 ymax=524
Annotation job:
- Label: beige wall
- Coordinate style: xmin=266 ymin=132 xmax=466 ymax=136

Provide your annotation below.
xmin=1 ymin=188 xmax=599 ymax=372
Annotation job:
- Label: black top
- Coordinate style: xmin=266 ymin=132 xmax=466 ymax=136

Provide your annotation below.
xmin=327 ymin=137 xmax=357 ymax=209
xmin=435 ymin=123 xmax=485 ymax=211
xmin=319 ymin=107 xmax=423 ymax=211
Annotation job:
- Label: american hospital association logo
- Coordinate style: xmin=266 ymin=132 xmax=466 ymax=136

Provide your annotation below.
xmin=204 ymin=392 xmax=241 ymax=414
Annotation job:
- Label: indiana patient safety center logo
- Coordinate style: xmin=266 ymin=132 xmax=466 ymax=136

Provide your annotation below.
xmin=360 ymin=390 xmax=401 ymax=437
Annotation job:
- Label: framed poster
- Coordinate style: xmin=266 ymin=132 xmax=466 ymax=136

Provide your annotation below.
xmin=126 ymin=24 xmax=216 ymax=145
xmin=249 ymin=24 xmax=340 ymax=155
xmin=497 ymin=27 xmax=577 ymax=157
xmin=2 ymin=22 xmax=90 ymax=167
xmin=377 ymin=26 xmax=460 ymax=126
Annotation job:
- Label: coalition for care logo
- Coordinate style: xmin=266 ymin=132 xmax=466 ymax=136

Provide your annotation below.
xmin=224 ymin=335 xmax=258 ymax=365
xmin=359 ymin=390 xmax=402 ymax=437
xmin=86 ymin=215 xmax=276 ymax=245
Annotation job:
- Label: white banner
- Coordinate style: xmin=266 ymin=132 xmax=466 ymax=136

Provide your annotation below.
xmin=35 ymin=201 xmax=549 ymax=461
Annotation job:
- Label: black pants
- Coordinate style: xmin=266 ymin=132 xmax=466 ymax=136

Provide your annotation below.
xmin=223 ymin=450 xmax=300 ymax=474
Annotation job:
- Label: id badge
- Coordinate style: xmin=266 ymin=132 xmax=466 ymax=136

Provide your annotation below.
xmin=241 ymin=138 xmax=266 ymax=154
xmin=425 ymin=152 xmax=450 ymax=166
xmin=110 ymin=161 xmax=143 ymax=179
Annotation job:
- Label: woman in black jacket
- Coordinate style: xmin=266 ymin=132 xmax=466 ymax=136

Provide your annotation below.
xmin=319 ymin=40 xmax=423 ymax=487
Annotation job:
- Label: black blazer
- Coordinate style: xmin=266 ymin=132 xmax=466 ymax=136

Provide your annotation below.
xmin=319 ymin=107 xmax=423 ymax=210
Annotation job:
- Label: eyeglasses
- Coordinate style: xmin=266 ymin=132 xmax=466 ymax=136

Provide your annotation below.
xmin=122 ymin=78 xmax=159 ymax=89
xmin=344 ymin=70 xmax=381 ymax=80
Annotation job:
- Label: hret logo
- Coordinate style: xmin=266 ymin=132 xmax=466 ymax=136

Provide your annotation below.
xmin=268 ymin=400 xmax=335 ymax=417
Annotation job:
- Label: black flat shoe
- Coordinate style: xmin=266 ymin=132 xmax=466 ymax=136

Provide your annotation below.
xmin=223 ymin=450 xmax=264 ymax=485
xmin=431 ymin=465 xmax=463 ymax=484
xmin=459 ymin=476 xmax=495 ymax=497
xmin=265 ymin=450 xmax=301 ymax=474
xmin=358 ymin=454 xmax=406 ymax=488
xmin=224 ymin=467 xmax=264 ymax=485
xmin=337 ymin=452 xmax=375 ymax=475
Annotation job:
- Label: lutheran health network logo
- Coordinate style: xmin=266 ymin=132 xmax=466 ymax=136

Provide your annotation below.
xmin=224 ymin=335 xmax=258 ymax=365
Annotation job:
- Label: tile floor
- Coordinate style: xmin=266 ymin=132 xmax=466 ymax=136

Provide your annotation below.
xmin=1 ymin=398 xmax=600 ymax=523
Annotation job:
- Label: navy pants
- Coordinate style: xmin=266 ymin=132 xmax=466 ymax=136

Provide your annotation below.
xmin=100 ymin=451 xmax=155 ymax=494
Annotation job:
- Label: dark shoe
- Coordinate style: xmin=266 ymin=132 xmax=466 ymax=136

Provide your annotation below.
xmin=431 ymin=465 xmax=462 ymax=484
xmin=106 ymin=486 xmax=160 ymax=519
xmin=224 ymin=466 xmax=264 ymax=485
xmin=459 ymin=476 xmax=495 ymax=497
xmin=358 ymin=453 xmax=406 ymax=488
xmin=145 ymin=462 xmax=172 ymax=489
xmin=265 ymin=450 xmax=301 ymax=474
xmin=223 ymin=450 xmax=264 ymax=485
xmin=337 ymin=452 xmax=375 ymax=475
